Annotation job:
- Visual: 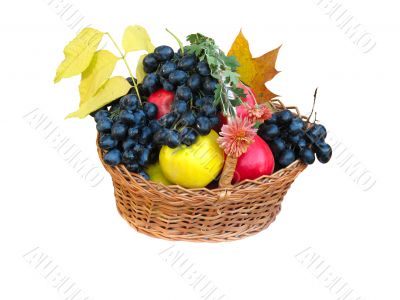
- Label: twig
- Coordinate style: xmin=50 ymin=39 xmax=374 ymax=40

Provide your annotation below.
xmin=307 ymin=88 xmax=318 ymax=124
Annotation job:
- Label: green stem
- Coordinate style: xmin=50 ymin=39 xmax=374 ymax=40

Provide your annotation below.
xmin=105 ymin=32 xmax=142 ymax=105
xmin=166 ymin=28 xmax=184 ymax=55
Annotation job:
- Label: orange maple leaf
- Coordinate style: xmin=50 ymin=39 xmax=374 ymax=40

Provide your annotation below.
xmin=228 ymin=30 xmax=281 ymax=103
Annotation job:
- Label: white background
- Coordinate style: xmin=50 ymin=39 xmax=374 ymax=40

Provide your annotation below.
xmin=1 ymin=0 xmax=399 ymax=299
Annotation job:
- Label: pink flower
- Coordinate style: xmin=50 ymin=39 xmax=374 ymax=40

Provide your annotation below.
xmin=217 ymin=117 xmax=257 ymax=158
xmin=247 ymin=104 xmax=272 ymax=123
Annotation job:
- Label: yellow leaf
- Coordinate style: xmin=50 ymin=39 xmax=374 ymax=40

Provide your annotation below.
xmin=136 ymin=54 xmax=147 ymax=84
xmin=66 ymin=77 xmax=131 ymax=119
xmin=54 ymin=28 xmax=104 ymax=83
xmin=79 ymin=50 xmax=119 ymax=106
xmin=122 ymin=25 xmax=155 ymax=53
xmin=228 ymin=30 xmax=280 ymax=103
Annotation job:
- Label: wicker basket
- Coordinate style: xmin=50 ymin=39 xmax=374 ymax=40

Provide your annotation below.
xmin=97 ymin=99 xmax=308 ymax=242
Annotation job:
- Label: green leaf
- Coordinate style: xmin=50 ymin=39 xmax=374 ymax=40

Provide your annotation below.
xmin=66 ymin=77 xmax=131 ymax=119
xmin=122 ymin=25 xmax=155 ymax=53
xmin=224 ymin=55 xmax=240 ymax=70
xmin=136 ymin=54 xmax=147 ymax=84
xmin=54 ymin=28 xmax=104 ymax=83
xmin=79 ymin=50 xmax=119 ymax=105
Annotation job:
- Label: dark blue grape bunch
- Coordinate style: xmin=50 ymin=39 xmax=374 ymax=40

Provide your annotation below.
xmin=94 ymin=92 xmax=161 ymax=180
xmin=258 ymin=109 xmax=332 ymax=171
xmin=141 ymin=45 xmax=221 ymax=148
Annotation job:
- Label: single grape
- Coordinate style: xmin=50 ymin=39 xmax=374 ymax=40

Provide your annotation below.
xmin=96 ymin=118 xmax=113 ymax=133
xmin=120 ymin=94 xmax=139 ymax=110
xmin=297 ymin=138 xmax=307 ymax=150
xmin=143 ymin=102 xmax=158 ymax=119
xmin=111 ymin=122 xmax=128 ymax=140
xmin=122 ymin=150 xmax=136 ymax=164
xmin=279 ymin=149 xmax=296 ymax=167
xmin=166 ymin=130 xmax=180 ymax=148
xmin=202 ymin=77 xmax=217 ymax=94
xmin=160 ymin=61 xmax=176 ymax=78
xmin=187 ymin=74 xmax=202 ymax=91
xmin=201 ymin=104 xmax=217 ymax=116
xmin=176 ymin=86 xmax=192 ymax=101
xmin=173 ymin=100 xmax=188 ymax=114
xmin=316 ymin=143 xmax=332 ymax=163
xmin=159 ymin=112 xmax=178 ymax=128
xmin=143 ymin=53 xmax=159 ymax=73
xmin=99 ymin=134 xmax=117 ymax=150
xmin=288 ymin=134 xmax=301 ymax=144
xmin=122 ymin=138 xmax=136 ymax=151
xmin=310 ymin=124 xmax=328 ymax=141
xmin=132 ymin=110 xmax=146 ymax=126
xmin=139 ymin=126 xmax=153 ymax=145
xmin=160 ymin=78 xmax=174 ymax=91
xmin=119 ymin=110 xmax=136 ymax=125
xmin=177 ymin=55 xmax=197 ymax=71
xmin=180 ymin=111 xmax=196 ymax=127
xmin=104 ymin=149 xmax=122 ymax=166
xmin=153 ymin=128 xmax=169 ymax=145
xmin=196 ymin=60 xmax=211 ymax=76
xmin=276 ymin=110 xmax=293 ymax=125
xmin=180 ymin=128 xmax=198 ymax=146
xmin=299 ymin=148 xmax=315 ymax=164
xmin=148 ymin=120 xmax=162 ymax=133
xmin=196 ymin=116 xmax=212 ymax=135
xmin=94 ymin=109 xmax=109 ymax=122
xmin=288 ymin=117 xmax=305 ymax=135
xmin=154 ymin=45 xmax=174 ymax=61
xmin=268 ymin=138 xmax=286 ymax=156
xmin=258 ymin=124 xmax=279 ymax=141
xmin=169 ymin=70 xmax=189 ymax=86
xmin=142 ymin=73 xmax=160 ymax=94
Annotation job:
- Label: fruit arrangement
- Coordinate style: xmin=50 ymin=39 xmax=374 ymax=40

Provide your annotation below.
xmin=54 ymin=26 xmax=332 ymax=241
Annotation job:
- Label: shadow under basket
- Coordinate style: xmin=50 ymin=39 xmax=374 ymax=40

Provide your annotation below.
xmin=97 ymin=99 xmax=308 ymax=242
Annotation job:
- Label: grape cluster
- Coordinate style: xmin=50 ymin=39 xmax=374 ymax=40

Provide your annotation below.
xmin=94 ymin=93 xmax=161 ymax=179
xmin=140 ymin=45 xmax=221 ymax=147
xmin=258 ymin=110 xmax=332 ymax=170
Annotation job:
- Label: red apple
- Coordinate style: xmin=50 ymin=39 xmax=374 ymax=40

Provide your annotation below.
xmin=232 ymin=135 xmax=275 ymax=183
xmin=148 ymin=89 xmax=174 ymax=119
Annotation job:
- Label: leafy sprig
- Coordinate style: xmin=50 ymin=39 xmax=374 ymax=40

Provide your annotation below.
xmin=186 ymin=33 xmax=245 ymax=117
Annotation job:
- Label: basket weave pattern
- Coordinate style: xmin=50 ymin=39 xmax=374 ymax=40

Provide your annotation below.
xmin=98 ymin=100 xmax=307 ymax=242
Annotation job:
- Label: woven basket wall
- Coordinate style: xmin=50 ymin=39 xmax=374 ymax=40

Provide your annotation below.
xmin=97 ymin=99 xmax=308 ymax=242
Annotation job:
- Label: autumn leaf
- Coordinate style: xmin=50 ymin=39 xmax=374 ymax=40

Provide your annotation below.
xmin=54 ymin=28 xmax=104 ymax=83
xmin=122 ymin=25 xmax=155 ymax=53
xmin=228 ymin=30 xmax=280 ymax=103
xmin=66 ymin=76 xmax=131 ymax=119
xmin=79 ymin=50 xmax=119 ymax=105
